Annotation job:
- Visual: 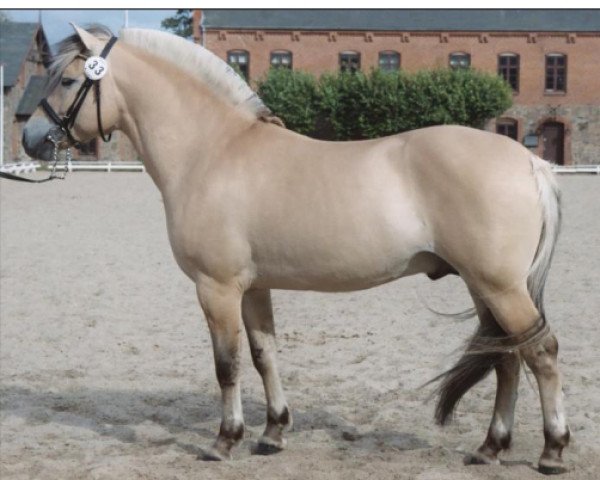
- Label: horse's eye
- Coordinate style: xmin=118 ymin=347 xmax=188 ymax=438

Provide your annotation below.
xmin=61 ymin=77 xmax=76 ymax=87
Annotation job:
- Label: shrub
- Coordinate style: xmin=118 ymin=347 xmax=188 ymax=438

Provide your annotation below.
xmin=257 ymin=67 xmax=512 ymax=140
xmin=256 ymin=68 xmax=320 ymax=135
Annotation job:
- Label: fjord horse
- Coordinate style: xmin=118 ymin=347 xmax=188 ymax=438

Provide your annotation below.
xmin=22 ymin=25 xmax=569 ymax=473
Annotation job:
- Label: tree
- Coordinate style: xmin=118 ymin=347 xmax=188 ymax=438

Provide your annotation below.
xmin=161 ymin=9 xmax=193 ymax=38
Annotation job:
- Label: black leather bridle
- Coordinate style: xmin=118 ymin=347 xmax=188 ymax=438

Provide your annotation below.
xmin=40 ymin=36 xmax=118 ymax=147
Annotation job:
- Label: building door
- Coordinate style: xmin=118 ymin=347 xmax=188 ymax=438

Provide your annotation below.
xmin=541 ymin=121 xmax=565 ymax=165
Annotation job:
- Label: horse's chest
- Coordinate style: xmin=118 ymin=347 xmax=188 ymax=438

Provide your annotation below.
xmin=165 ymin=208 xmax=252 ymax=281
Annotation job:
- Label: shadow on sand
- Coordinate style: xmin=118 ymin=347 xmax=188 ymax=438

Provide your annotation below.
xmin=1 ymin=384 xmax=431 ymax=460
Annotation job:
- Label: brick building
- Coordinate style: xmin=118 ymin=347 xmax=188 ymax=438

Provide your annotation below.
xmin=193 ymin=9 xmax=600 ymax=165
xmin=1 ymin=19 xmax=137 ymax=164
xmin=1 ymin=20 xmax=50 ymax=164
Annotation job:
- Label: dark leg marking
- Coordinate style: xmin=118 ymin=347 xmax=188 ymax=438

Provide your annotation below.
xmin=267 ymin=406 xmax=291 ymax=428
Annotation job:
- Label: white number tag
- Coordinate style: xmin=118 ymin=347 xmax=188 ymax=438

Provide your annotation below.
xmin=84 ymin=56 xmax=108 ymax=80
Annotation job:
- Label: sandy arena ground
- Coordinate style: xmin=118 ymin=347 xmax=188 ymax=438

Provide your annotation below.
xmin=1 ymin=173 xmax=599 ymax=479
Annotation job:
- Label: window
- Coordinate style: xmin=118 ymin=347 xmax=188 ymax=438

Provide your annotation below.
xmin=77 ymin=139 xmax=97 ymax=157
xmin=227 ymin=50 xmax=249 ymax=80
xmin=339 ymin=51 xmax=361 ymax=73
xmin=496 ymin=118 xmax=518 ymax=141
xmin=379 ymin=51 xmax=400 ymax=72
xmin=498 ymin=53 xmax=519 ymax=91
xmin=545 ymin=54 xmax=567 ymax=93
xmin=449 ymin=52 xmax=471 ymax=69
xmin=271 ymin=50 xmax=293 ymax=69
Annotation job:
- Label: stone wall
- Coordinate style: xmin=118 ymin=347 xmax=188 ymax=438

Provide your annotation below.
xmin=486 ymin=104 xmax=600 ymax=165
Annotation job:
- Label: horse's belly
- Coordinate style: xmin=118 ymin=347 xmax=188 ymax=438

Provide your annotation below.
xmin=250 ymin=221 xmax=429 ymax=292
xmin=253 ymin=258 xmax=416 ymax=292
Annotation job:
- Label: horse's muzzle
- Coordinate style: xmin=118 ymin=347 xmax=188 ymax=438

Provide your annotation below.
xmin=22 ymin=117 xmax=60 ymax=162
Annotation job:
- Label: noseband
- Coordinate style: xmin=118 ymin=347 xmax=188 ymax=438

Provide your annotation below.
xmin=40 ymin=36 xmax=118 ymax=147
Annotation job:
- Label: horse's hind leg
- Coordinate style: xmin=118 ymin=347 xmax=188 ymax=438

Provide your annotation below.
xmin=196 ymin=280 xmax=245 ymax=461
xmin=522 ymin=333 xmax=570 ymax=474
xmin=242 ymin=289 xmax=292 ymax=454
xmin=466 ymin=296 xmax=520 ymax=465
xmin=481 ymin=286 xmax=570 ymax=474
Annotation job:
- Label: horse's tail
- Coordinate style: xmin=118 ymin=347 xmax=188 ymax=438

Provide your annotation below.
xmin=429 ymin=154 xmax=561 ymax=426
xmin=526 ymin=154 xmax=562 ymax=318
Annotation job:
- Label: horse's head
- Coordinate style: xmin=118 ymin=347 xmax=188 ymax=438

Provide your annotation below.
xmin=23 ymin=24 xmax=120 ymax=161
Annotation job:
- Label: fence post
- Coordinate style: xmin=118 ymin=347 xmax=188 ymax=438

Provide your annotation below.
xmin=1 ymin=63 xmax=4 ymax=167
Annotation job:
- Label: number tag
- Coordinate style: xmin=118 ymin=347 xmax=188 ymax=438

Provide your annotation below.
xmin=84 ymin=56 xmax=108 ymax=80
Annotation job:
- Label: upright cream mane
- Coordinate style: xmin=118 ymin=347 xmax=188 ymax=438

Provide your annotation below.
xmin=49 ymin=25 xmax=272 ymax=120
xmin=120 ymin=28 xmax=271 ymax=118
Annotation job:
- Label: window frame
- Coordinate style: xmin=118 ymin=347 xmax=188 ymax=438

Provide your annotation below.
xmin=498 ymin=53 xmax=520 ymax=92
xmin=449 ymin=52 xmax=471 ymax=69
xmin=545 ymin=53 xmax=567 ymax=94
xmin=496 ymin=118 xmax=519 ymax=142
xmin=378 ymin=50 xmax=401 ymax=72
xmin=270 ymin=50 xmax=293 ymax=69
xmin=339 ymin=51 xmax=361 ymax=73
xmin=227 ymin=49 xmax=250 ymax=80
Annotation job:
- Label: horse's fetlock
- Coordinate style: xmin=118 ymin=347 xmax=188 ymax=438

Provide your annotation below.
xmin=267 ymin=405 xmax=290 ymax=427
xmin=219 ymin=421 xmax=244 ymax=443
xmin=544 ymin=426 xmax=570 ymax=450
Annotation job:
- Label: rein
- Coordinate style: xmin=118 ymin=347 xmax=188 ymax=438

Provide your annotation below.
xmin=1 ymin=36 xmax=118 ymax=184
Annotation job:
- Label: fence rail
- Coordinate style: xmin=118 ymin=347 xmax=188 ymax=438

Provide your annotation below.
xmin=1 ymin=161 xmax=598 ymax=175
xmin=0 ymin=161 xmax=145 ymax=174
xmin=551 ymin=164 xmax=600 ymax=174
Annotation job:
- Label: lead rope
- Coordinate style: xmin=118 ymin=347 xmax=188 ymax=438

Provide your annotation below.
xmin=0 ymin=129 xmax=71 ymax=183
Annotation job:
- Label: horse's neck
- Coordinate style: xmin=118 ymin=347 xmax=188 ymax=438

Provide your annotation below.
xmin=113 ymin=47 xmax=255 ymax=193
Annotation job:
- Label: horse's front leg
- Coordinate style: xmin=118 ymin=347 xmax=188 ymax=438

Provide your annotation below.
xmin=242 ymin=289 xmax=292 ymax=454
xmin=196 ymin=279 xmax=245 ymax=461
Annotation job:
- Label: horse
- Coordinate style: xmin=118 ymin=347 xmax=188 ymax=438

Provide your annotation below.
xmin=22 ymin=25 xmax=569 ymax=474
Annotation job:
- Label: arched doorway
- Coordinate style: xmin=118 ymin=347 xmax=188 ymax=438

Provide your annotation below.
xmin=540 ymin=121 xmax=565 ymax=165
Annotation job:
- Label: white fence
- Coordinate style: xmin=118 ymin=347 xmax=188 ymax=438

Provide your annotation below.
xmin=551 ymin=164 xmax=600 ymax=174
xmin=1 ymin=161 xmax=145 ymax=174
xmin=0 ymin=161 xmax=39 ymax=174
xmin=1 ymin=161 xmax=598 ymax=176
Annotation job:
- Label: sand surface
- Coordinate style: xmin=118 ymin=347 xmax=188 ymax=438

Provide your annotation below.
xmin=1 ymin=173 xmax=599 ymax=479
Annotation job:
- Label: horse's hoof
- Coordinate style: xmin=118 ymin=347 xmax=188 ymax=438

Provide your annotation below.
xmin=252 ymin=436 xmax=286 ymax=455
xmin=200 ymin=446 xmax=231 ymax=461
xmin=539 ymin=463 xmax=567 ymax=475
xmin=463 ymin=452 xmax=500 ymax=466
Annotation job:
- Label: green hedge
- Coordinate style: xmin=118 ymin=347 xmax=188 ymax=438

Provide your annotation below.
xmin=256 ymin=68 xmax=512 ymax=140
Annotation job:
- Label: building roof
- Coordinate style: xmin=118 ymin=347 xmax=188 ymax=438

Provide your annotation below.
xmin=0 ymin=21 xmax=47 ymax=88
xmin=201 ymin=9 xmax=600 ymax=33
xmin=15 ymin=75 xmax=47 ymax=116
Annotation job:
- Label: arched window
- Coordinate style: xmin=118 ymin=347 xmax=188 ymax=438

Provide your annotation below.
xmin=379 ymin=51 xmax=400 ymax=72
xmin=339 ymin=51 xmax=361 ymax=73
xmin=227 ymin=50 xmax=250 ymax=80
xmin=271 ymin=50 xmax=293 ymax=69
xmin=545 ymin=53 xmax=567 ymax=93
xmin=496 ymin=118 xmax=518 ymax=141
xmin=498 ymin=53 xmax=520 ymax=91
xmin=449 ymin=52 xmax=471 ymax=69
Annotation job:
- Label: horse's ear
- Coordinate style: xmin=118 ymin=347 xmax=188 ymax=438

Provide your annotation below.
xmin=70 ymin=23 xmax=103 ymax=53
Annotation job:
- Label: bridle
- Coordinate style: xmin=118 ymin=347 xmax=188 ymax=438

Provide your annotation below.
xmin=41 ymin=35 xmax=118 ymax=147
xmin=0 ymin=35 xmax=118 ymax=183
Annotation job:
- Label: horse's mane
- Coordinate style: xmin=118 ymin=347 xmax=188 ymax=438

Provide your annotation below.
xmin=49 ymin=25 xmax=278 ymax=122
